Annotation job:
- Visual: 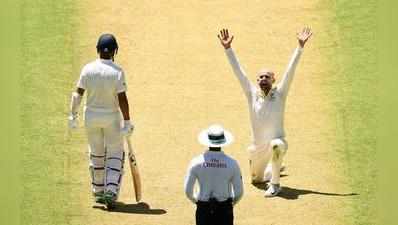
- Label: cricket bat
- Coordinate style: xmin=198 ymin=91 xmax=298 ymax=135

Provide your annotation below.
xmin=126 ymin=137 xmax=142 ymax=202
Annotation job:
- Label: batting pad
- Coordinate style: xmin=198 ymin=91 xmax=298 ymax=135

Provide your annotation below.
xmin=105 ymin=150 xmax=125 ymax=197
xmin=89 ymin=153 xmax=105 ymax=194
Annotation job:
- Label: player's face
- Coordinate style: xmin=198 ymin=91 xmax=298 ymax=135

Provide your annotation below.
xmin=257 ymin=71 xmax=275 ymax=91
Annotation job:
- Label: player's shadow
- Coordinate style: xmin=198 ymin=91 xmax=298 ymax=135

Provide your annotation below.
xmin=93 ymin=202 xmax=167 ymax=214
xmin=252 ymin=183 xmax=358 ymax=200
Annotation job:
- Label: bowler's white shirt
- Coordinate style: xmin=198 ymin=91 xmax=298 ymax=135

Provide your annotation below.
xmin=225 ymin=47 xmax=303 ymax=147
xmin=77 ymin=59 xmax=127 ymax=112
xmin=184 ymin=150 xmax=243 ymax=204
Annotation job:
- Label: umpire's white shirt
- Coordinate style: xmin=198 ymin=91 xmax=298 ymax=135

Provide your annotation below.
xmin=77 ymin=59 xmax=127 ymax=112
xmin=225 ymin=47 xmax=303 ymax=147
xmin=184 ymin=151 xmax=243 ymax=204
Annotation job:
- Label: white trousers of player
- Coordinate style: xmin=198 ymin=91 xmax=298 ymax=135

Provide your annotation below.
xmin=248 ymin=138 xmax=287 ymax=184
xmin=84 ymin=108 xmax=125 ymax=198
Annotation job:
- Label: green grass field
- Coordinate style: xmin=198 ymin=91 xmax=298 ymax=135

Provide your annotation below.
xmin=20 ymin=1 xmax=82 ymax=224
xmin=0 ymin=1 xmax=20 ymax=224
xmin=333 ymin=1 xmax=377 ymax=224
xmin=17 ymin=0 xmax=378 ymax=224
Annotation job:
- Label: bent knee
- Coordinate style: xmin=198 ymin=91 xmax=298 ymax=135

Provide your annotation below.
xmin=270 ymin=138 xmax=288 ymax=151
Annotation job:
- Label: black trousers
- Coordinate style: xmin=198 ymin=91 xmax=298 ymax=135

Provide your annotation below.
xmin=196 ymin=198 xmax=234 ymax=225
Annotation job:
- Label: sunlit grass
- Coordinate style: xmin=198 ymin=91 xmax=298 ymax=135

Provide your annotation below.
xmin=20 ymin=1 xmax=81 ymax=224
xmin=333 ymin=1 xmax=377 ymax=224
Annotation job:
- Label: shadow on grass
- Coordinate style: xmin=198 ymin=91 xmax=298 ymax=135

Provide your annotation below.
xmin=252 ymin=183 xmax=358 ymax=200
xmin=93 ymin=202 xmax=167 ymax=214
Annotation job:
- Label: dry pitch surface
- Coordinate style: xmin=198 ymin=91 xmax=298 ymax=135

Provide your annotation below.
xmin=70 ymin=1 xmax=355 ymax=224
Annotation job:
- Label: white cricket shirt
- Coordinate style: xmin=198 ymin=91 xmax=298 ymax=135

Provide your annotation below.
xmin=184 ymin=150 xmax=243 ymax=204
xmin=225 ymin=47 xmax=303 ymax=147
xmin=77 ymin=59 xmax=127 ymax=112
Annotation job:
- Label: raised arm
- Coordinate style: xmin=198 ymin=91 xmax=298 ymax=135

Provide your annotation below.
xmin=218 ymin=29 xmax=254 ymax=100
xmin=231 ymin=161 xmax=243 ymax=205
xmin=277 ymin=27 xmax=312 ymax=96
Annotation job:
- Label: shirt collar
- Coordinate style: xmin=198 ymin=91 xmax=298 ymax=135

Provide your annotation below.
xmin=205 ymin=150 xmax=225 ymax=154
xmin=98 ymin=58 xmax=113 ymax=64
xmin=257 ymin=87 xmax=276 ymax=100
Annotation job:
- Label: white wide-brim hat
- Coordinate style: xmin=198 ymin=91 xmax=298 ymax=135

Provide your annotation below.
xmin=198 ymin=124 xmax=234 ymax=147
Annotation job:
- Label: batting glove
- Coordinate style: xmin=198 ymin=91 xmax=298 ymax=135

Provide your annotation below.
xmin=121 ymin=120 xmax=134 ymax=137
xmin=68 ymin=112 xmax=79 ymax=130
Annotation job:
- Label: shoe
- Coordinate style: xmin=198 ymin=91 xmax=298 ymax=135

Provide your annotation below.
xmin=94 ymin=191 xmax=105 ymax=204
xmin=103 ymin=191 xmax=117 ymax=210
xmin=264 ymin=165 xmax=286 ymax=182
xmin=264 ymin=183 xmax=282 ymax=197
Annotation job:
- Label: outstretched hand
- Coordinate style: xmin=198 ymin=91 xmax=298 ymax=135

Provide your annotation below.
xmin=297 ymin=27 xmax=313 ymax=48
xmin=218 ymin=29 xmax=234 ymax=49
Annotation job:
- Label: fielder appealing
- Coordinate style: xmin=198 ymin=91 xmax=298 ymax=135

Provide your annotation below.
xmin=184 ymin=125 xmax=243 ymax=225
xmin=218 ymin=28 xmax=312 ymax=197
xmin=68 ymin=34 xmax=134 ymax=209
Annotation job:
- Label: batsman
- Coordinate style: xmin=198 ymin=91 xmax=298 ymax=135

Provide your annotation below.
xmin=218 ymin=27 xmax=312 ymax=197
xmin=68 ymin=34 xmax=134 ymax=208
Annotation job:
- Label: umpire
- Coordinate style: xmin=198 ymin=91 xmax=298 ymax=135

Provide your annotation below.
xmin=184 ymin=124 xmax=243 ymax=225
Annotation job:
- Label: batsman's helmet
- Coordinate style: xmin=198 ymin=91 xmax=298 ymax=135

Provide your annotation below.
xmin=96 ymin=33 xmax=118 ymax=53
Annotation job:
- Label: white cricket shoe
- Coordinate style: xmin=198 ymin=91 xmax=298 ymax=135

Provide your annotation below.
xmin=264 ymin=183 xmax=282 ymax=197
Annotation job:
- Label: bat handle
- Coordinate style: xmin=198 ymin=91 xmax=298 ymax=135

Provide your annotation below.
xmin=126 ymin=137 xmax=132 ymax=151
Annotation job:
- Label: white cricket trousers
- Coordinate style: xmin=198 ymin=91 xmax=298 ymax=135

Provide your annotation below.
xmin=248 ymin=138 xmax=287 ymax=184
xmin=84 ymin=108 xmax=125 ymax=198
